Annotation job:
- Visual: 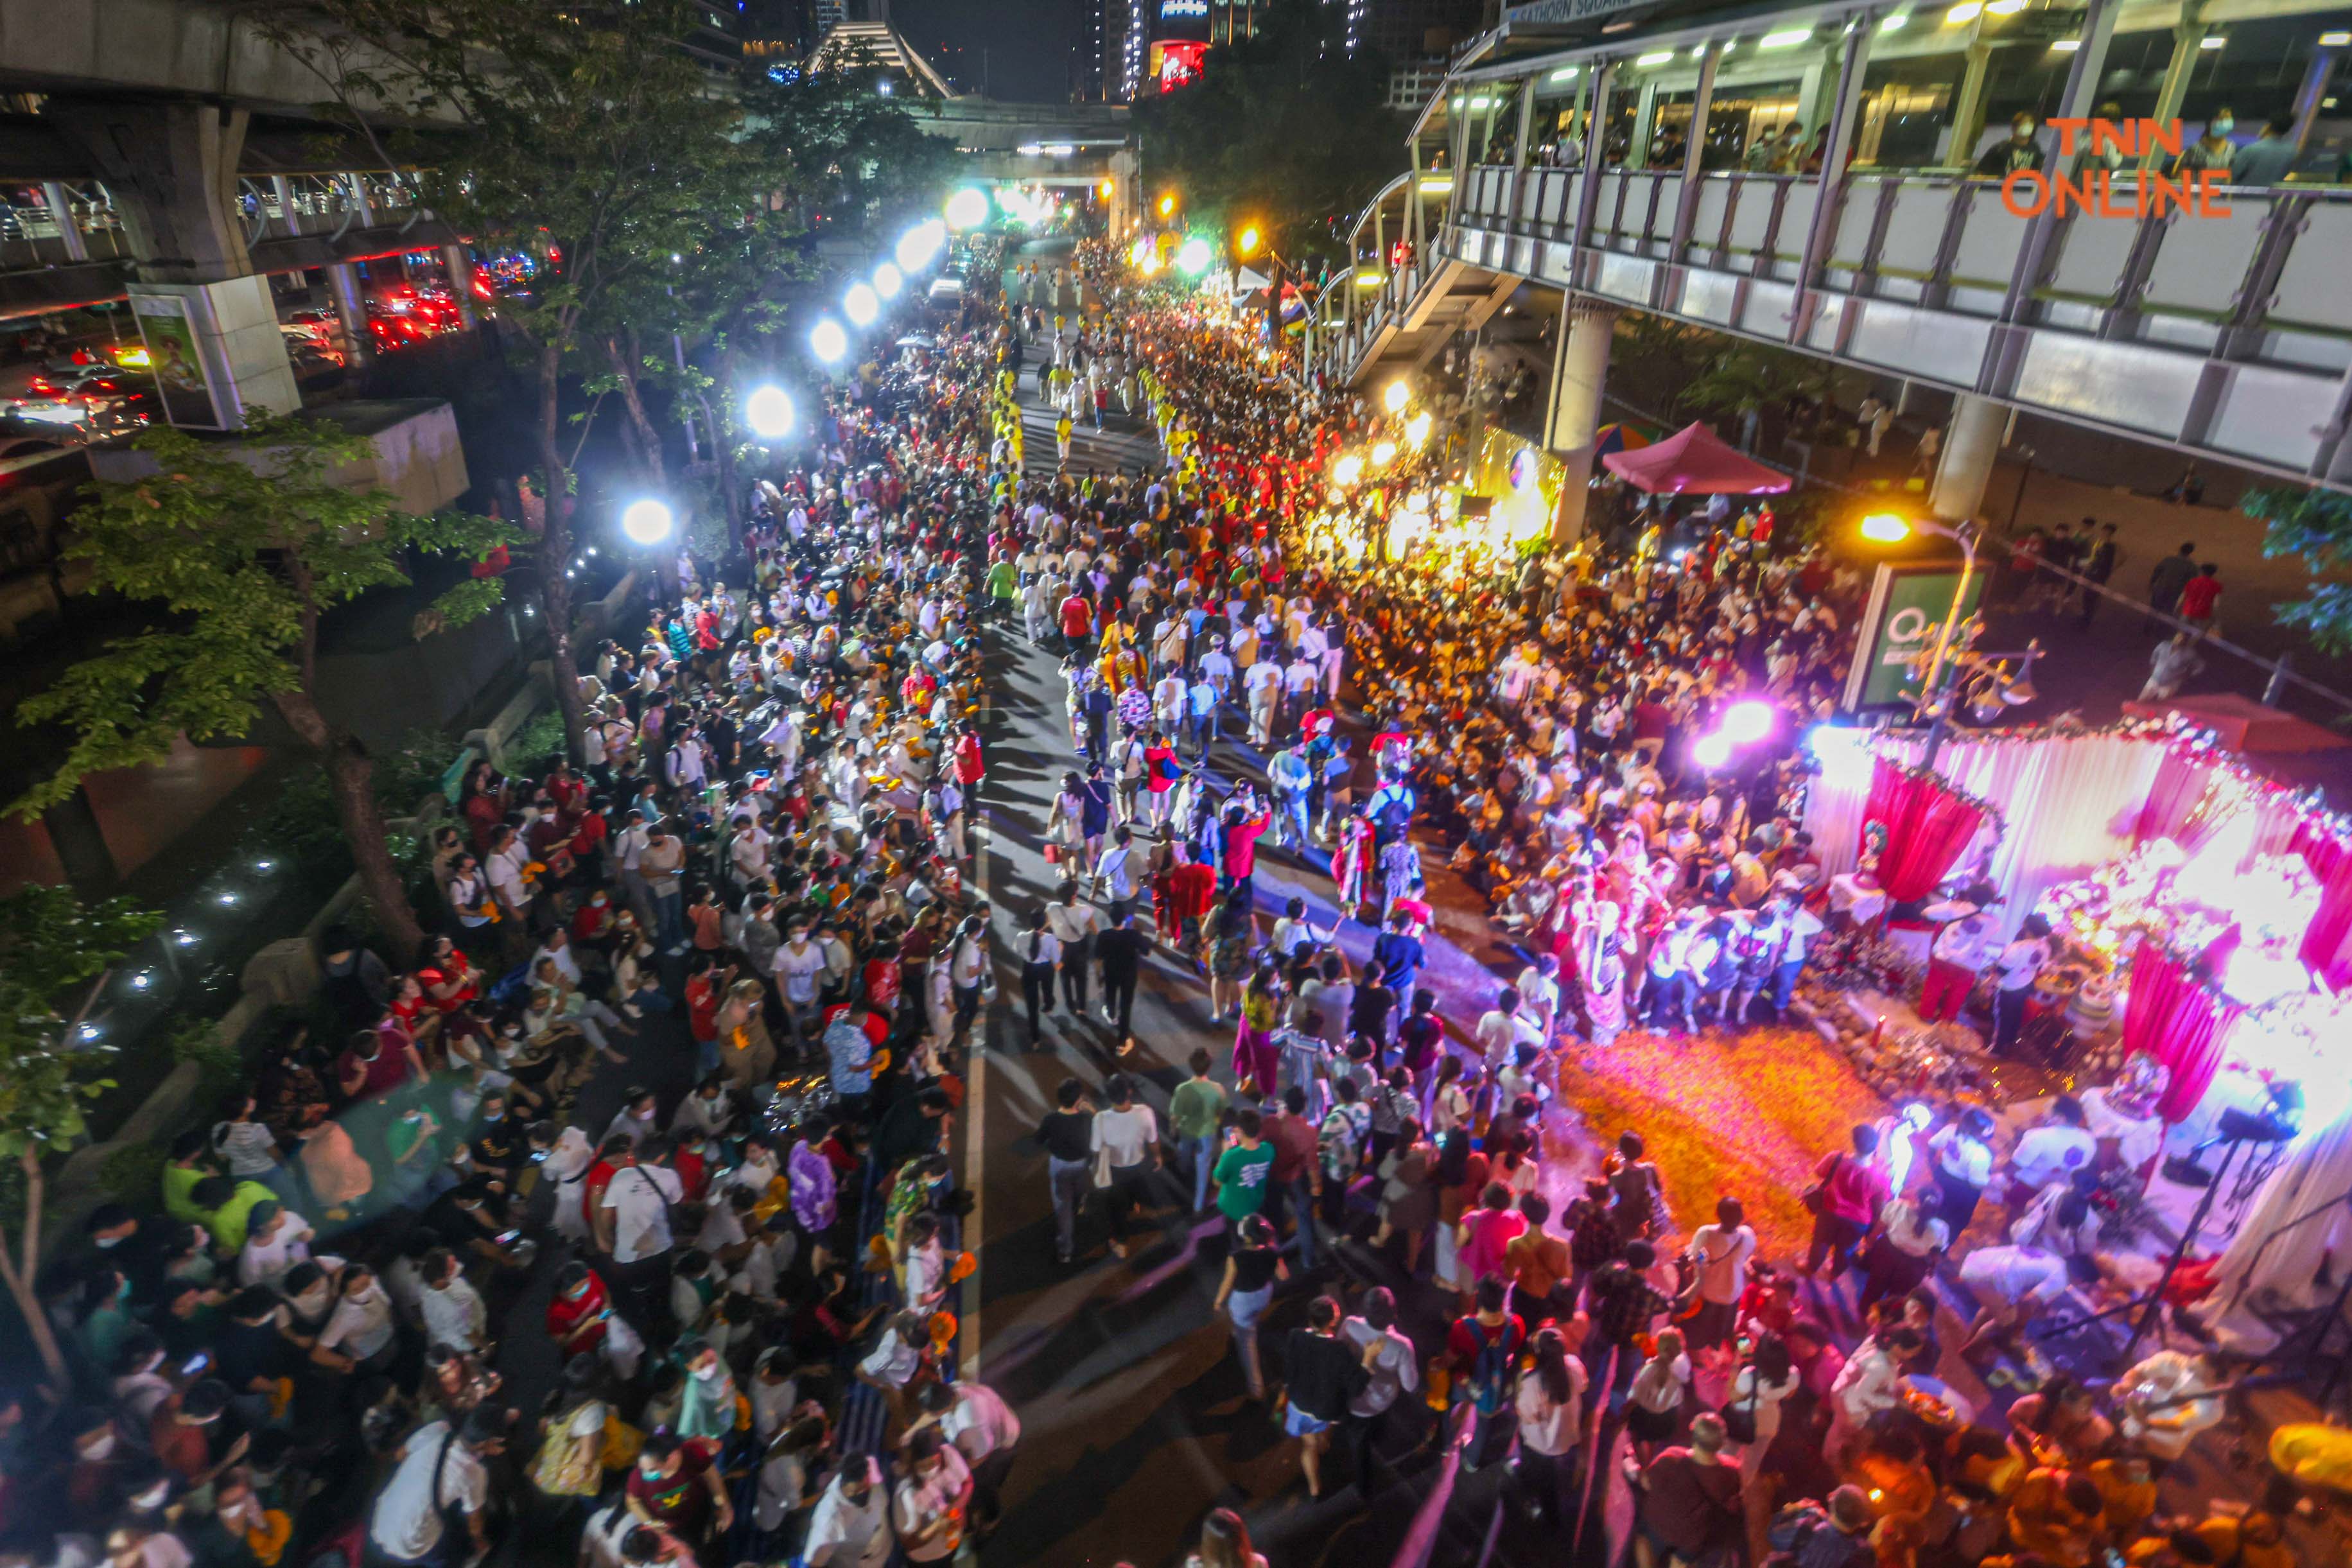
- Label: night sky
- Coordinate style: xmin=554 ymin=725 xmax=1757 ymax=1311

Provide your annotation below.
xmin=896 ymin=0 xmax=1079 ymax=100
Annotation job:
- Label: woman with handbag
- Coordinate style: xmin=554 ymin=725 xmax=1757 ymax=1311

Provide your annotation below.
xmin=528 ymin=1357 xmax=617 ymax=1529
xmin=1722 ymin=1332 xmax=1799 ymax=1479
xmin=1800 ymin=1124 xmax=1890 ymax=1278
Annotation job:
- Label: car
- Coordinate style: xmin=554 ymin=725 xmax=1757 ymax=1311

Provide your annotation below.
xmin=925 ymin=275 xmax=964 ymax=308
xmin=24 ymin=363 xmax=151 ymax=402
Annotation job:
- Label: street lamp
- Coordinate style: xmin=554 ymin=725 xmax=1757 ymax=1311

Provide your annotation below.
xmin=1332 ymin=453 xmax=1364 ymax=488
xmin=810 ymin=318 xmax=849 ymax=363
xmin=621 ymin=498 xmax=675 ymax=547
xmin=1370 ymin=439 xmax=1398 ymax=468
xmin=1856 ymin=510 xmax=1991 ymax=767
xmin=744 ymin=384 xmax=794 ymax=442
xmin=1383 ymin=379 xmax=1411 ymax=415
xmin=1158 ymin=191 xmax=1178 ymax=219
xmin=873 ymin=262 xmax=903 ymax=300
xmin=1235 ymin=222 xmax=1263 ymax=256
xmin=844 ymin=282 xmax=880 ymax=326
xmin=945 ymin=187 xmax=991 ymax=231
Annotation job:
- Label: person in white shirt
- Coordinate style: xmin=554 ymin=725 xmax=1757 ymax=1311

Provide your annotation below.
xmin=419 ymin=1248 xmax=488 ymax=1354
xmin=1090 ymin=1074 xmax=1160 ymax=1259
xmin=1918 ymin=886 xmax=2003 ymax=1023
xmin=1989 ymin=914 xmax=2055 ymax=1057
xmin=2007 ymin=1095 xmax=2097 ymax=1206
xmin=1513 ymin=1325 xmax=1589 ymax=1526
xmin=598 ymin=1151 xmax=684 ymax=1325
xmin=1725 ymin=1335 xmax=1802 ymax=1481
xmin=235 ymin=1201 xmax=313 ymax=1287
xmin=317 ymin=1263 xmax=398 ymax=1372
xmin=1826 ymin=1326 xmax=1925 ymax=1468
xmin=1858 ymin=1191 xmax=1951 ymax=1313
xmin=892 ymin=1429 xmax=973 ymax=1565
xmin=1684 ymin=1198 xmax=1759 ymax=1350
xmin=803 ymin=1456 xmax=894 ymax=1568
xmin=367 ymin=1409 xmax=503 ymax=1565
xmin=916 ymin=1377 xmax=1022 ymax=1537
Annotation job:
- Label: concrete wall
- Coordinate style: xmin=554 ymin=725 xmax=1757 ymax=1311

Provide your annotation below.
xmin=89 ymin=397 xmax=471 ymax=514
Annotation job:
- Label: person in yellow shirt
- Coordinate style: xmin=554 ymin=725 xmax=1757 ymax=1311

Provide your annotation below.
xmin=2087 ymin=1454 xmax=2158 ymax=1542
xmin=2006 ymin=1467 xmax=2105 ymax=1568
xmin=2186 ymin=1511 xmax=2293 ymax=1568
xmin=1055 ymin=410 xmax=1074 ymax=467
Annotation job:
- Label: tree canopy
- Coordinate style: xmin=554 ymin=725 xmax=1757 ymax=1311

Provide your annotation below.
xmin=1133 ymin=0 xmax=1406 ymax=260
xmin=2246 ymin=483 xmax=2352 ymax=656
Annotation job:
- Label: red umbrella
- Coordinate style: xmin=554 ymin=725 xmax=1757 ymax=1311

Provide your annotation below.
xmin=1601 ymin=421 xmax=1791 ymax=494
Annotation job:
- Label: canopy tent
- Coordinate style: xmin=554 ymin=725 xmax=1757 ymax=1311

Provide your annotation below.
xmin=1601 ymin=421 xmax=1791 ymax=494
xmin=2123 ymin=693 xmax=2352 ymax=756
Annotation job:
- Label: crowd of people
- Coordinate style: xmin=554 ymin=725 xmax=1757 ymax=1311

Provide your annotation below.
xmin=22 ymin=269 xmax=1031 ymax=1568
xmin=956 ymin=236 xmax=2285 ymax=1568
xmin=9 ymin=229 xmax=2293 ymax=1568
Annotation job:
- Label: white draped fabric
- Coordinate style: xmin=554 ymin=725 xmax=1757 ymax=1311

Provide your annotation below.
xmin=1801 ymin=729 xmax=2166 ymax=940
xmin=2193 ymin=1109 xmax=2352 ymax=1353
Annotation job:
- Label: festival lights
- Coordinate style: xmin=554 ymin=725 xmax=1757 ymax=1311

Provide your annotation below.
xmin=945 ymin=188 xmax=991 ymax=230
xmin=1383 ymin=379 xmax=1411 ymax=414
xmin=1405 ymin=410 xmax=1433 ymax=450
xmin=844 ymin=282 xmax=880 ymax=326
xmin=621 ymin=498 xmax=675 ymax=546
xmin=874 ymin=263 xmax=903 ymax=300
xmin=1859 ymin=511 xmax=1912 ymax=543
xmin=1370 ymin=439 xmax=1398 ymax=468
xmin=1175 ymin=238 xmax=1213 ymax=275
xmin=810 ymin=319 xmax=849 ymax=363
xmin=744 ymin=385 xmax=794 ymax=441
xmin=1332 ymin=453 xmax=1364 ymax=487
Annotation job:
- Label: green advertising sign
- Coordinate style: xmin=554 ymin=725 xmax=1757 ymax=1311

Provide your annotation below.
xmin=1845 ymin=563 xmax=1985 ymax=711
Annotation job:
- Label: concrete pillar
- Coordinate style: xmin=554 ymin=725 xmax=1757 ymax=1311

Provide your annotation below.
xmin=2142 ymin=1 xmax=2212 ymax=168
xmin=1513 ymin=78 xmax=1538 ymax=169
xmin=2291 ymin=48 xmax=2340 ymax=152
xmin=326 ymin=261 xmax=370 ymax=364
xmin=442 ymin=244 xmax=479 ymax=329
xmin=1930 ymin=392 xmax=2006 ymax=523
xmin=1544 ymin=299 xmax=1618 ymax=542
xmin=1946 ymin=33 xmax=1994 ymax=168
xmin=1794 ymin=60 xmax=1827 ymax=132
xmin=1630 ymin=82 xmax=1659 ymax=165
xmin=47 ymin=100 xmax=257 ymax=283
xmin=40 ymin=182 xmax=88 ymax=263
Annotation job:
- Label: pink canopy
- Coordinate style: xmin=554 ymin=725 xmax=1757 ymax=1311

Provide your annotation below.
xmin=1600 ymin=421 xmax=1792 ymax=495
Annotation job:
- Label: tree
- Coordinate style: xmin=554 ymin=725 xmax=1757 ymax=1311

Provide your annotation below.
xmin=2246 ymin=484 xmax=2352 ymax=655
xmin=6 ymin=416 xmax=516 ymax=959
xmin=0 ymin=885 xmax=160 ymax=1387
xmin=739 ymin=53 xmax=960 ymax=240
xmin=280 ymin=0 xmax=760 ymax=760
xmin=1132 ymin=0 xmax=1405 ymax=260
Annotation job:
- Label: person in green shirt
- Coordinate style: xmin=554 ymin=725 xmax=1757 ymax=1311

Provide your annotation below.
xmin=162 ymin=1129 xmax=214 ymax=1226
xmin=985 ymin=552 xmax=1019 ymax=620
xmin=1169 ymin=1049 xmax=1228 ymax=1214
xmin=1210 ymin=1106 xmax=1275 ymax=1227
xmin=191 ymin=1174 xmax=280 ymax=1254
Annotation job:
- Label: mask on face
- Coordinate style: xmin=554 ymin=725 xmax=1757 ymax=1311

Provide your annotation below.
xmin=82 ymin=1435 xmax=117 ymax=1461
xmin=2212 ymin=116 xmax=2234 ymax=135
xmin=692 ymin=1363 xmax=722 ymax=1382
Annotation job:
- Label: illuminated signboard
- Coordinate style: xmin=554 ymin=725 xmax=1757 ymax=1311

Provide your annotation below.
xmin=1152 ymin=39 xmax=1207 ymax=90
xmin=1162 ymin=0 xmax=1208 ymax=13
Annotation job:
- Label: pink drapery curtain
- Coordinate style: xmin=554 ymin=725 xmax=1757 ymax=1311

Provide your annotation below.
xmin=2122 ymin=941 xmax=2245 ymax=1121
xmin=1863 ymin=757 xmax=1990 ymax=902
xmin=2290 ymin=821 xmax=2352 ymax=988
xmin=2132 ymin=747 xmax=2208 ymax=848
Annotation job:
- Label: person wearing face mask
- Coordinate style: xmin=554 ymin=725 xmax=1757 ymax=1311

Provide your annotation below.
xmin=625 ymin=1431 xmax=732 ymax=1546
xmin=803 ymin=1453 xmax=894 ymax=1568
xmin=150 ymin=1379 xmax=248 ymax=1497
xmin=1975 ymin=112 xmax=2046 ymax=177
xmin=2175 ymin=108 xmax=2236 ymax=172
xmin=311 ymin=1264 xmax=397 ymax=1378
xmin=67 ymin=1406 xmax=129 ymax=1515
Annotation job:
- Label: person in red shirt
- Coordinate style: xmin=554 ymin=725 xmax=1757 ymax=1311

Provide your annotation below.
xmin=954 ymin=725 xmax=986 ymax=792
xmin=626 ymin=1431 xmax=730 ymax=1542
xmin=1142 ymin=732 xmax=1181 ymax=832
xmin=547 ymin=1259 xmax=618 ymax=1359
xmin=1058 ymin=590 xmax=1093 ymax=651
xmin=1222 ymin=805 xmax=1269 ymax=891
xmin=685 ymin=955 xmax=731 ymax=1076
xmin=1167 ymin=842 xmax=1219 ymax=952
xmin=2179 ymin=562 xmax=2223 ymax=629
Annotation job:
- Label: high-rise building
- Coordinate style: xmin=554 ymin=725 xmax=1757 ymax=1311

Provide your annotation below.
xmin=1357 ymin=0 xmax=1480 ymax=62
xmin=1078 ymin=0 xmax=1152 ymax=101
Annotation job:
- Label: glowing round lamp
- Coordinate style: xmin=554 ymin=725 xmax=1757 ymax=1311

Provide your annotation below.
xmin=1405 ymin=411 xmax=1433 ymax=450
xmin=809 ymin=318 xmax=849 ymax=363
xmin=1236 ymin=223 xmax=1262 ymax=256
xmin=1860 ymin=512 xmax=1912 ymax=543
xmin=1332 ymin=454 xmax=1364 ymax=487
xmin=1175 ymin=238 xmax=1213 ymax=275
xmin=1370 ymin=439 xmax=1398 ymax=468
xmin=844 ymin=283 xmax=879 ymax=326
xmin=621 ymin=498 xmax=675 ymax=547
xmin=1720 ymin=700 xmax=1774 ymax=744
xmin=744 ymin=385 xmax=794 ymax=442
xmin=873 ymin=263 xmax=903 ymax=300
xmin=1693 ymin=732 xmax=1733 ymax=770
xmin=945 ymin=188 xmax=991 ymax=231
xmin=1383 ymin=379 xmax=1411 ymax=414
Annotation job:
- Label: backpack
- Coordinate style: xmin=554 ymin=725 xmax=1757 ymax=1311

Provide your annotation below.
xmin=1370 ymin=785 xmax=1415 ymax=839
xmin=1456 ymin=1316 xmax=1521 ymax=1413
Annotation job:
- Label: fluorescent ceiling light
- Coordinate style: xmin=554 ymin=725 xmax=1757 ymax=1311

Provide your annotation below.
xmin=1760 ymin=28 xmax=1811 ymax=47
xmin=1636 ymin=50 xmax=1675 ymax=65
xmin=2199 ymin=33 xmax=2224 ymax=46
xmin=2049 ymin=37 xmax=2079 ymax=49
xmin=1945 ymin=2 xmax=1982 ymax=21
xmin=1550 ymin=66 xmax=1580 ymax=79
xmin=1879 ymin=11 xmax=1908 ymax=26
xmin=2322 ymin=30 xmax=2351 ymax=44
